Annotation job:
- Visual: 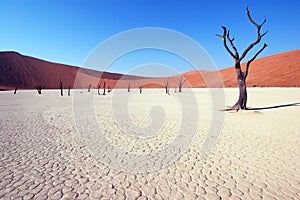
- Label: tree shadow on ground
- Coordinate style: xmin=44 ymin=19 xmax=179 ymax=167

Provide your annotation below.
xmin=247 ymin=102 xmax=300 ymax=111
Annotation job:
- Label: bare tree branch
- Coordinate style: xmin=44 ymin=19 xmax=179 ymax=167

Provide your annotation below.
xmin=246 ymin=5 xmax=260 ymax=27
xmin=215 ymin=34 xmax=223 ymax=39
xmin=216 ymin=26 xmax=237 ymax=60
xmin=261 ymin=31 xmax=268 ymax=38
xmin=176 ymin=76 xmax=186 ymax=84
xmin=244 ymin=43 xmax=268 ymax=78
xmin=238 ymin=6 xmax=268 ymax=63
xmin=227 ymin=30 xmax=239 ymax=58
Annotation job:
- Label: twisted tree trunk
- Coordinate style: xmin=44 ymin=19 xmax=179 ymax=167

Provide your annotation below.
xmin=232 ymin=67 xmax=247 ymax=110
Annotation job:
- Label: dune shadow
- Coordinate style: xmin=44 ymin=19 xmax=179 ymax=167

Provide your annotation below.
xmin=247 ymin=102 xmax=300 ymax=111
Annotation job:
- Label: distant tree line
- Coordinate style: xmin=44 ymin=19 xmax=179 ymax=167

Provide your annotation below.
xmin=14 ymin=76 xmax=187 ymax=96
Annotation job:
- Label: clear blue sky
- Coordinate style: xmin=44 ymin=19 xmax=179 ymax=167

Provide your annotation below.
xmin=1 ymin=0 xmax=299 ymax=76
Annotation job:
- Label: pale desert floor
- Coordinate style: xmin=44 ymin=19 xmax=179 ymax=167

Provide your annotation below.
xmin=0 ymin=88 xmax=299 ymax=200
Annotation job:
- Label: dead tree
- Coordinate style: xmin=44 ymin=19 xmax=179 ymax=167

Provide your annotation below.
xmin=164 ymin=79 xmax=170 ymax=95
xmin=36 ymin=85 xmax=42 ymax=94
xmin=88 ymin=84 xmax=92 ymax=92
xmin=139 ymin=84 xmax=142 ymax=94
xmin=103 ymin=81 xmax=106 ymax=95
xmin=128 ymin=83 xmax=130 ymax=92
xmin=14 ymin=87 xmax=17 ymax=94
xmin=68 ymin=86 xmax=71 ymax=96
xmin=97 ymin=81 xmax=101 ymax=95
xmin=108 ymin=86 xmax=112 ymax=93
xmin=59 ymin=79 xmax=63 ymax=96
xmin=216 ymin=5 xmax=268 ymax=111
xmin=178 ymin=76 xmax=186 ymax=93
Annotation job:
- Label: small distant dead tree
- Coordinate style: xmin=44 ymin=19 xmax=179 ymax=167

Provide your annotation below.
xmin=128 ymin=83 xmax=130 ymax=92
xmin=97 ymin=81 xmax=101 ymax=95
xmin=139 ymin=84 xmax=142 ymax=94
xmin=88 ymin=84 xmax=92 ymax=92
xmin=164 ymin=79 xmax=170 ymax=95
xmin=36 ymin=85 xmax=42 ymax=94
xmin=59 ymin=79 xmax=63 ymax=96
xmin=14 ymin=87 xmax=17 ymax=94
xmin=68 ymin=86 xmax=71 ymax=96
xmin=216 ymin=5 xmax=268 ymax=111
xmin=108 ymin=86 xmax=112 ymax=93
xmin=103 ymin=81 xmax=106 ymax=95
xmin=178 ymin=77 xmax=186 ymax=93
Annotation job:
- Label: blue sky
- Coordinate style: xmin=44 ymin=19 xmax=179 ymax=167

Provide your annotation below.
xmin=1 ymin=0 xmax=299 ymax=76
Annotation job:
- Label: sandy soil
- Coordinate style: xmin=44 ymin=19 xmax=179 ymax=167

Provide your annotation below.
xmin=0 ymin=88 xmax=299 ymax=199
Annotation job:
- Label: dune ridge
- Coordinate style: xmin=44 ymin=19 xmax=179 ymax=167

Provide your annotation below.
xmin=0 ymin=49 xmax=299 ymax=90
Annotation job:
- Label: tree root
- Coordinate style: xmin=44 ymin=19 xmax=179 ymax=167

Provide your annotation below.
xmin=220 ymin=103 xmax=245 ymax=112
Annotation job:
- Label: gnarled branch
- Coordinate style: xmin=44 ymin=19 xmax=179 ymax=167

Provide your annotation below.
xmin=238 ymin=6 xmax=268 ymax=63
xmin=227 ymin=30 xmax=239 ymax=59
xmin=216 ymin=26 xmax=237 ymax=61
xmin=244 ymin=43 xmax=268 ymax=78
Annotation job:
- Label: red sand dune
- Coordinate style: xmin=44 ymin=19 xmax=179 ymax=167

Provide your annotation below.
xmin=0 ymin=50 xmax=299 ymax=90
xmin=219 ymin=49 xmax=300 ymax=87
xmin=0 ymin=52 xmax=144 ymax=90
